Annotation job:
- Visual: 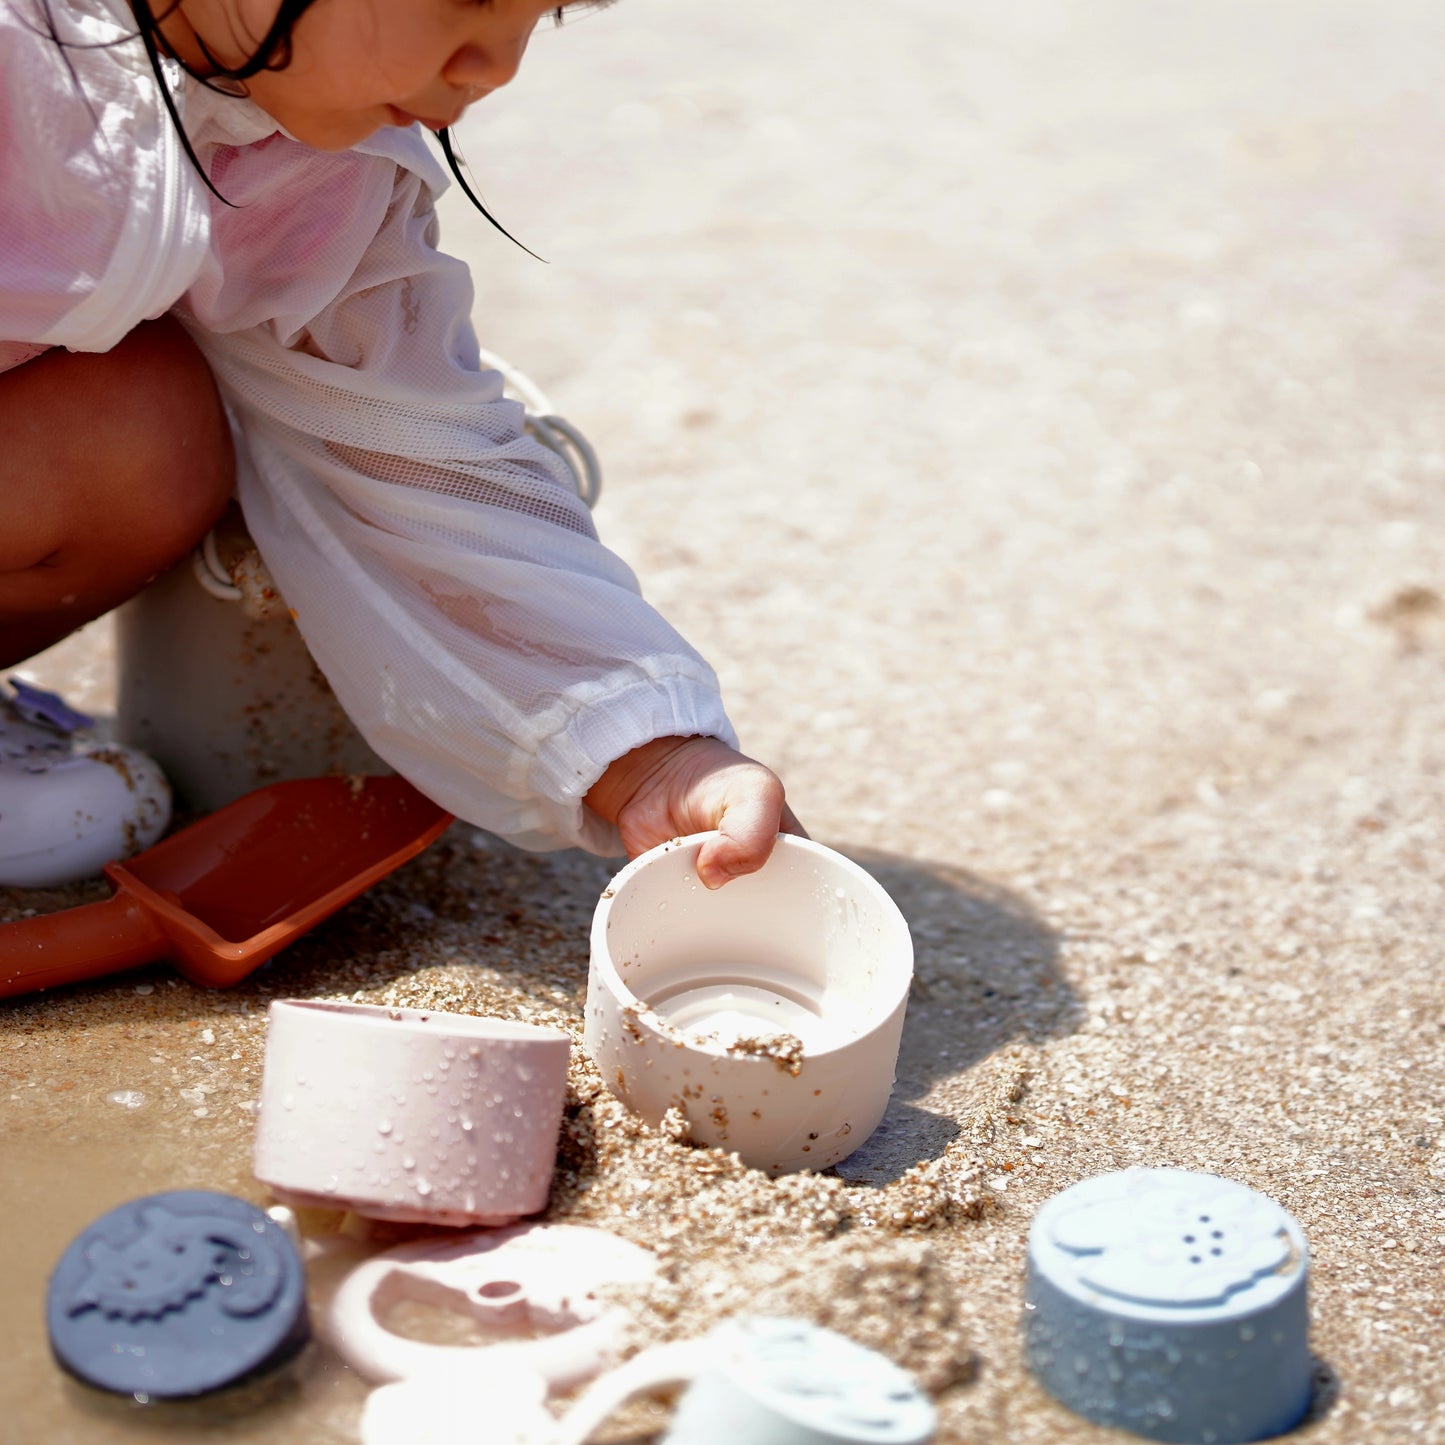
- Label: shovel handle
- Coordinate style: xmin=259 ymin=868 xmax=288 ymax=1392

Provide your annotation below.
xmin=0 ymin=891 xmax=170 ymax=1000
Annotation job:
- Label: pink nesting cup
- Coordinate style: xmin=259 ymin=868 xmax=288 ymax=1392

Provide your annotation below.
xmin=253 ymin=1000 xmax=570 ymax=1226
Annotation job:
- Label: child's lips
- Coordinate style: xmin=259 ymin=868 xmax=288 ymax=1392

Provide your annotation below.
xmin=386 ymin=104 xmax=459 ymax=132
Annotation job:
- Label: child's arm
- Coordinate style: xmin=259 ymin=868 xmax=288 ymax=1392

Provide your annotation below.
xmin=179 ymin=122 xmax=793 ymax=868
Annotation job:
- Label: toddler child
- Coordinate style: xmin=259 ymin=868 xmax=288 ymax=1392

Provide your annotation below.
xmin=0 ymin=0 xmax=801 ymax=889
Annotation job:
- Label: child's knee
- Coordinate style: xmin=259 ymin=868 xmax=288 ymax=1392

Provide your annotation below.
xmin=0 ymin=316 xmax=235 ymax=575
xmin=93 ymin=317 xmax=236 ymax=553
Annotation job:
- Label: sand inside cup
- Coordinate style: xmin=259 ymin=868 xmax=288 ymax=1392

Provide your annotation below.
xmin=647 ymin=977 xmax=826 ymax=1050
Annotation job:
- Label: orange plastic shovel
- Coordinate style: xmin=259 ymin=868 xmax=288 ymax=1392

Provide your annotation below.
xmin=0 ymin=776 xmax=452 ymax=1001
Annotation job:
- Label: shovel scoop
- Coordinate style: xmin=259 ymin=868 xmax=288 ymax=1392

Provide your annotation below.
xmin=0 ymin=776 xmax=452 ymax=1001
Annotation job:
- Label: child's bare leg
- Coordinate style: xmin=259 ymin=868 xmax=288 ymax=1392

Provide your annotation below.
xmin=0 ymin=316 xmax=235 ymax=669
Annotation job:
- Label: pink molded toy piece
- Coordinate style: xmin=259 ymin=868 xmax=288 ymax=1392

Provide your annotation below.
xmin=253 ymin=1000 xmax=569 ymax=1226
xmin=326 ymin=1224 xmax=658 ymax=1392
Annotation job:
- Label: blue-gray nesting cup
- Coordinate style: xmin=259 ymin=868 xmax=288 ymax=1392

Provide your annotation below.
xmin=1023 ymin=1168 xmax=1312 ymax=1444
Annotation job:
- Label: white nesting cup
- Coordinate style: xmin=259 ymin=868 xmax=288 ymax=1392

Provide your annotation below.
xmin=585 ymin=833 xmax=913 ymax=1174
xmin=253 ymin=1000 xmax=570 ymax=1226
xmin=555 ymin=1316 xmax=936 ymax=1445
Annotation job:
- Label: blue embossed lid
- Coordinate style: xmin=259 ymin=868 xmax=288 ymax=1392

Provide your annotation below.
xmin=46 ymin=1190 xmax=310 ymax=1400
xmin=1023 ymin=1168 xmax=1313 ymax=1444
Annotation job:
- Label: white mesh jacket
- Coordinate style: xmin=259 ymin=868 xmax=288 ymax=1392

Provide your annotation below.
xmin=0 ymin=0 xmax=738 ymax=854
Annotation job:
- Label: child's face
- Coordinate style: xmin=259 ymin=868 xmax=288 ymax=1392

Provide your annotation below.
xmin=176 ymin=0 xmax=597 ymax=150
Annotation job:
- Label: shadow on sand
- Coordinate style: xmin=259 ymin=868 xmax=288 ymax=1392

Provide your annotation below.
xmin=814 ymin=846 xmax=1082 ymax=1185
xmin=1 ymin=834 xmax=1083 ymax=1191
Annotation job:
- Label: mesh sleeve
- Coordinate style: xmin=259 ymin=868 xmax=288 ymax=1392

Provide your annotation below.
xmin=181 ymin=136 xmax=736 ymax=854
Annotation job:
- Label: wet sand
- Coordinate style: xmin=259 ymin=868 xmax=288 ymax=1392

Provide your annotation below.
xmin=3 ymin=0 xmax=1444 ymax=1440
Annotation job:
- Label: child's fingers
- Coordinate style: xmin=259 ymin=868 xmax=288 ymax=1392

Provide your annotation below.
xmin=600 ymin=737 xmax=800 ymax=883
xmin=695 ymin=786 xmax=788 ymax=889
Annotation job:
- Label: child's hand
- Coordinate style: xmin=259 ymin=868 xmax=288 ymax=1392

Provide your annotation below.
xmin=585 ymin=736 xmax=806 ymax=889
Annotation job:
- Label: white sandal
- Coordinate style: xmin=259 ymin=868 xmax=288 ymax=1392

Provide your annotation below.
xmin=0 ymin=679 xmax=171 ymax=889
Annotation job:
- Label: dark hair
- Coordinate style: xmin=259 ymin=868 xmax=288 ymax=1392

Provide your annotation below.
xmin=127 ymin=0 xmax=312 ymax=205
xmin=47 ymin=0 xmax=586 ymax=254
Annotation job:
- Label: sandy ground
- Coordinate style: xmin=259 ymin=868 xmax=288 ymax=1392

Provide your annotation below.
xmin=3 ymin=0 xmax=1444 ymax=1440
